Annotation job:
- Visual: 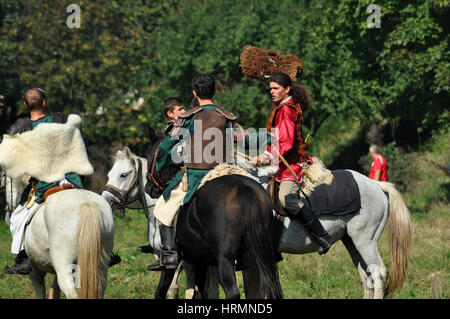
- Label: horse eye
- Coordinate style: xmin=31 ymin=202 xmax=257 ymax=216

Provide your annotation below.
xmin=120 ymin=172 xmax=129 ymax=178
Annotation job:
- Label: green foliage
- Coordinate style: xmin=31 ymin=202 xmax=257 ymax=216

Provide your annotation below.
xmin=378 ymin=0 xmax=450 ymax=131
xmin=1 ymin=0 xmax=448 ymax=146
xmin=381 ymin=142 xmax=419 ymax=192
xmin=404 ymin=130 xmax=450 ymax=214
xmin=0 ymin=0 xmax=448 ymax=191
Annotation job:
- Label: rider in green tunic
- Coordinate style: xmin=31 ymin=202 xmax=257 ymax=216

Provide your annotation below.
xmin=148 ymin=74 xmax=238 ymax=271
xmin=4 ymin=89 xmax=85 ymax=275
xmin=4 ymin=88 xmax=122 ymax=275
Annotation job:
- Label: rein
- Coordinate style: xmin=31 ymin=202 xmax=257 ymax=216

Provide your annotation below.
xmin=147 ymin=140 xmax=165 ymax=194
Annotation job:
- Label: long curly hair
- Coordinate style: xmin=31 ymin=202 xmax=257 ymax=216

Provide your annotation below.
xmin=269 ymin=72 xmax=312 ymax=113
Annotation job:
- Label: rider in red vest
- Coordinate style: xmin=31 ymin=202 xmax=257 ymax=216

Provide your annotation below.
xmin=253 ymin=72 xmax=333 ymax=255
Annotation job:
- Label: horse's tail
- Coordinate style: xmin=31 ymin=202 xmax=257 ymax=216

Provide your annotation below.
xmin=241 ymin=193 xmax=283 ymax=299
xmin=378 ymin=182 xmax=413 ymax=294
xmin=75 ymin=202 xmax=108 ymax=299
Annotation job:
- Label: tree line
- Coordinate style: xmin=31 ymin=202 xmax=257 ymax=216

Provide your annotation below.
xmin=0 ymin=0 xmax=448 ymax=186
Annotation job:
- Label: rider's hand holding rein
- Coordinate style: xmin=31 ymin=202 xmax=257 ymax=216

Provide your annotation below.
xmin=252 ymin=153 xmax=268 ymax=167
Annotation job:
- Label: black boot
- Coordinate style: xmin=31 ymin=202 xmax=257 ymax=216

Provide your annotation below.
xmin=289 ymin=204 xmax=333 ymax=255
xmin=4 ymin=250 xmax=32 ymax=275
xmin=148 ymin=225 xmax=178 ymax=271
xmin=109 ymin=252 xmax=121 ymax=267
xmin=137 ymin=244 xmax=154 ymax=254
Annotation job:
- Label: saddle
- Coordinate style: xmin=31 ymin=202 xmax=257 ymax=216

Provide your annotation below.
xmin=197 ymin=163 xmax=254 ymax=190
xmin=43 ymin=183 xmax=76 ymax=201
xmin=24 ymin=183 xmax=77 ymax=227
xmin=25 ymin=182 xmax=77 ymax=209
xmin=266 ymin=178 xmax=288 ymax=216
xmin=267 ymin=170 xmax=361 ymax=217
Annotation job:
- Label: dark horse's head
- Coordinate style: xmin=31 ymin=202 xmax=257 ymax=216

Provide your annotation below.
xmin=144 ymin=127 xmax=180 ymax=199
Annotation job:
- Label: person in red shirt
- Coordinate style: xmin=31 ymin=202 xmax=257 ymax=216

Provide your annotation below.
xmin=369 ymin=145 xmax=388 ymax=181
xmin=252 ymin=72 xmax=333 ymax=255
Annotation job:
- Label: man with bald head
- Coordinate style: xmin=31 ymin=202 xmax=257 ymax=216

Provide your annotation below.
xmin=24 ymin=88 xmax=47 ymax=114
xmin=3 ymin=88 xmax=84 ymax=274
xmin=3 ymin=89 xmax=120 ymax=275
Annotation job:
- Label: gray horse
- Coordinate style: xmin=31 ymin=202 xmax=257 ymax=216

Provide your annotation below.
xmin=239 ymin=155 xmax=412 ymax=299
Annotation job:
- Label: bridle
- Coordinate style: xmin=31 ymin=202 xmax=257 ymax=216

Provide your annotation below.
xmin=103 ymin=157 xmax=154 ymax=220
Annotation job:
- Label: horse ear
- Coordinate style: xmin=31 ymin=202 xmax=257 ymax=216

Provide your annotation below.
xmin=148 ymin=127 xmax=157 ymax=143
xmin=124 ymin=147 xmax=132 ymax=158
xmin=116 ymin=149 xmax=124 ymax=159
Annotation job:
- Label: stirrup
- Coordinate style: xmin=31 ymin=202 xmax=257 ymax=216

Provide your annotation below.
xmin=316 ymin=235 xmax=333 ymax=255
xmin=161 ymin=255 xmax=178 ymax=270
xmin=147 ymin=261 xmax=165 ymax=271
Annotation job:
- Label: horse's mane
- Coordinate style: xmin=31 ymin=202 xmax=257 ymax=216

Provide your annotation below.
xmin=143 ymin=130 xmax=166 ymax=159
xmin=144 ymin=129 xmax=181 ymax=192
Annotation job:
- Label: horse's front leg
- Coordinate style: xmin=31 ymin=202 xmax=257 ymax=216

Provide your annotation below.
xmin=205 ymin=266 xmax=220 ymax=299
xmin=48 ymin=275 xmax=61 ymax=299
xmin=193 ymin=264 xmax=208 ymax=299
xmin=29 ymin=268 xmax=46 ymax=299
xmin=182 ymin=261 xmax=200 ymax=299
xmin=155 ymin=268 xmax=177 ymax=299
xmin=167 ymin=261 xmax=184 ymax=299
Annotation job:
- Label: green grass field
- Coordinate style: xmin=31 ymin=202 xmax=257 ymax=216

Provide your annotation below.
xmin=0 ymin=206 xmax=447 ymax=299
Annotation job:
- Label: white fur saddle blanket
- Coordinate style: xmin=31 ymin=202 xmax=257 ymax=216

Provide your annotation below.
xmin=0 ymin=114 xmax=93 ymax=183
xmin=198 ymin=163 xmax=255 ymax=189
xmin=197 ymin=158 xmax=334 ymax=193
xmin=300 ymin=157 xmax=334 ymax=196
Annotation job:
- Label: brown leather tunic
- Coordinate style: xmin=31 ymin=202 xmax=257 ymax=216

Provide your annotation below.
xmin=173 ymin=105 xmax=236 ymax=170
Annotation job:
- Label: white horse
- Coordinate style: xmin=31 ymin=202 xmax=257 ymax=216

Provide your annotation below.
xmin=101 ymin=147 xmax=219 ymax=299
xmin=238 ymin=155 xmax=413 ymax=299
xmin=3 ymin=172 xmax=114 ymax=299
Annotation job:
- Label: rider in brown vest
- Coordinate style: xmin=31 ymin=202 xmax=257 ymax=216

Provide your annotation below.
xmin=148 ymin=74 xmax=238 ymax=271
